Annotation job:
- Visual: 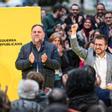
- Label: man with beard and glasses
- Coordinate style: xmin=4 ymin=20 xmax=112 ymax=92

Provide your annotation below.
xmin=99 ymin=11 xmax=112 ymax=53
xmin=70 ymin=23 xmax=112 ymax=89
xmin=15 ymin=24 xmax=60 ymax=88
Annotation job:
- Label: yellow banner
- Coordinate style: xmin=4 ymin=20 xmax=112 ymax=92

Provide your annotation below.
xmin=0 ymin=7 xmax=41 ymax=101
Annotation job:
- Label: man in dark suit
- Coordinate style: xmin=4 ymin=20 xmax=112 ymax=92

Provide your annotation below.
xmin=15 ymin=24 xmax=60 ymax=88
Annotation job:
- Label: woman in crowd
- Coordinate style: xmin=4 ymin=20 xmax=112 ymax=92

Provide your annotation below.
xmin=77 ymin=16 xmax=95 ymax=49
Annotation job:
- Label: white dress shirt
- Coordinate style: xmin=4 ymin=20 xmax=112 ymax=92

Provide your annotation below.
xmin=94 ymin=54 xmax=107 ymax=89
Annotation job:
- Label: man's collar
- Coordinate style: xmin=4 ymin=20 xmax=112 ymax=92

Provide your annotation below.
xmin=96 ymin=52 xmax=107 ymax=59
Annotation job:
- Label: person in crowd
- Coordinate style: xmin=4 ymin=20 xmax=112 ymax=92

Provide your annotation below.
xmin=42 ymin=3 xmax=66 ymax=37
xmin=94 ymin=3 xmax=106 ymax=28
xmin=44 ymin=103 xmax=80 ymax=112
xmin=77 ymin=16 xmax=95 ymax=49
xmin=49 ymin=32 xmax=80 ymax=74
xmin=27 ymin=71 xmax=48 ymax=108
xmin=10 ymin=79 xmax=43 ymax=112
xmin=64 ymin=3 xmax=84 ymax=32
xmin=107 ymin=106 xmax=112 ymax=112
xmin=78 ymin=29 xmax=101 ymax=50
xmin=66 ymin=65 xmax=99 ymax=112
xmin=54 ymin=23 xmax=68 ymax=43
xmin=0 ymin=86 xmax=11 ymax=112
xmin=27 ymin=71 xmax=45 ymax=89
xmin=41 ymin=8 xmax=47 ymax=21
xmin=98 ymin=11 xmax=112 ymax=39
xmin=95 ymin=74 xmax=112 ymax=106
xmin=99 ymin=11 xmax=112 ymax=53
xmin=60 ymin=5 xmax=68 ymax=23
xmin=15 ymin=24 xmax=60 ymax=88
xmin=93 ymin=29 xmax=101 ymax=39
xmin=84 ymin=29 xmax=101 ymax=49
xmin=70 ymin=23 xmax=112 ymax=89
xmin=62 ymin=64 xmax=112 ymax=107
xmin=48 ymin=88 xmax=67 ymax=104
xmin=49 ymin=32 xmax=63 ymax=87
xmin=86 ymin=104 xmax=107 ymax=112
xmin=43 ymin=104 xmax=68 ymax=112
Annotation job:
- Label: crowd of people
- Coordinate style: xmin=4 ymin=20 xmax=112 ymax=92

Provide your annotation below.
xmin=0 ymin=2 xmax=112 ymax=112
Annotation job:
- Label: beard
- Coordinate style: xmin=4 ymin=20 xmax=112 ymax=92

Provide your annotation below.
xmin=95 ymin=48 xmax=105 ymax=56
xmin=97 ymin=12 xmax=104 ymax=17
xmin=33 ymin=37 xmax=43 ymax=46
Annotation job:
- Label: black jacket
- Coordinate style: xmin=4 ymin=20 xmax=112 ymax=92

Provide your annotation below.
xmin=15 ymin=41 xmax=60 ymax=88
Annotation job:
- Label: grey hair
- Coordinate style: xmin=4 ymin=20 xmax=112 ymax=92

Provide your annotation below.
xmin=18 ymin=79 xmax=39 ymax=99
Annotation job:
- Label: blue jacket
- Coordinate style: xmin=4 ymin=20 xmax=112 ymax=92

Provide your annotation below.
xmin=10 ymin=98 xmax=43 ymax=112
xmin=15 ymin=41 xmax=60 ymax=88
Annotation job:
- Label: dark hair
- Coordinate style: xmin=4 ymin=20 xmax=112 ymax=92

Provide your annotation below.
xmin=43 ymin=104 xmax=68 ymax=112
xmin=107 ymin=106 xmax=112 ymax=112
xmin=83 ymin=16 xmax=94 ymax=28
xmin=83 ymin=65 xmax=96 ymax=80
xmin=104 ymin=11 xmax=112 ymax=16
xmin=48 ymin=88 xmax=67 ymax=104
xmin=97 ymin=3 xmax=105 ymax=9
xmin=95 ymin=34 xmax=108 ymax=45
xmin=87 ymin=104 xmax=106 ymax=112
xmin=27 ymin=71 xmax=44 ymax=89
xmin=52 ymin=3 xmax=63 ymax=13
xmin=71 ymin=3 xmax=80 ymax=9
xmin=31 ymin=24 xmax=45 ymax=32
xmin=66 ymin=66 xmax=96 ymax=98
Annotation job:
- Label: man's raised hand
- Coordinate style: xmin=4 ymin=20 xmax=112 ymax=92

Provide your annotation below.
xmin=71 ymin=23 xmax=78 ymax=35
